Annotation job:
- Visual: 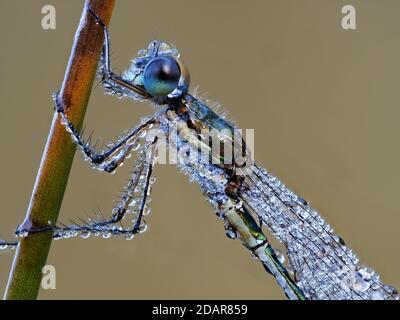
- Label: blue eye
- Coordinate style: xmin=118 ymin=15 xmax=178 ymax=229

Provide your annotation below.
xmin=143 ymin=56 xmax=181 ymax=97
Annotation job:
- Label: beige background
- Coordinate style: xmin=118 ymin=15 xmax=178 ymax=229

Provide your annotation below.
xmin=0 ymin=0 xmax=399 ymax=299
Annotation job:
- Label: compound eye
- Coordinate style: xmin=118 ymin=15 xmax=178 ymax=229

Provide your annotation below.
xmin=143 ymin=56 xmax=181 ymax=97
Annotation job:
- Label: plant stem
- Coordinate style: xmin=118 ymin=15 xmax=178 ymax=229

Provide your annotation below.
xmin=4 ymin=0 xmax=115 ymax=300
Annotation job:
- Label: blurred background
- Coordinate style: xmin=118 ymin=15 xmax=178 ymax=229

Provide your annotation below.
xmin=0 ymin=0 xmax=399 ymax=299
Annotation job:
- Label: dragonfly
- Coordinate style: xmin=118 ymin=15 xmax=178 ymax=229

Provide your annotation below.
xmin=1 ymin=9 xmax=398 ymax=300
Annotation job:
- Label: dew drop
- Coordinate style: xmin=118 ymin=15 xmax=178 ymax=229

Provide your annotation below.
xmin=352 ymin=271 xmax=370 ymax=292
xmin=299 ymin=210 xmax=310 ymax=220
xmin=18 ymin=231 xmax=29 ymax=238
xmin=139 ymin=131 xmax=147 ymax=139
xmin=144 ymin=207 xmax=152 ymax=216
xmin=297 ymin=197 xmax=308 ymax=206
xmin=80 ymin=230 xmax=91 ymax=239
xmin=370 ymin=282 xmax=380 ymax=290
xmin=250 ymin=252 xmax=258 ymax=259
xmin=139 ymin=222 xmax=148 ymax=233
xmin=333 ymin=235 xmax=346 ymax=246
xmin=256 ymin=238 xmax=266 ymax=245
xmin=234 ymin=201 xmax=243 ymax=210
xmin=128 ymin=199 xmax=137 ymax=207
xmin=70 ymin=231 xmax=78 ymax=238
xmin=358 ymin=267 xmax=373 ymax=281
xmin=102 ymin=232 xmax=111 ymax=239
xmin=383 ymin=284 xmax=398 ymax=296
xmin=274 ymin=248 xmax=286 ymax=265
xmin=371 ymin=290 xmax=385 ymax=300
xmin=225 ymin=228 xmax=236 ymax=239
xmin=125 ymin=234 xmax=135 ymax=240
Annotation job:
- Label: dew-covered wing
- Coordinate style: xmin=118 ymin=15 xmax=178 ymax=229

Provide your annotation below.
xmin=239 ymin=165 xmax=398 ymax=300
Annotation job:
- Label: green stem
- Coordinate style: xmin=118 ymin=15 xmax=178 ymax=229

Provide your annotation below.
xmin=4 ymin=0 xmax=116 ymax=300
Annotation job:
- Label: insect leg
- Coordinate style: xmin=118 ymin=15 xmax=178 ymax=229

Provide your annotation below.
xmin=11 ymin=140 xmax=158 ymax=242
xmin=133 ymin=138 xmax=157 ymax=232
xmin=11 ymin=165 xmax=144 ymax=240
xmin=0 ymin=128 xmax=161 ymax=249
xmin=54 ymin=91 xmax=156 ymax=173
xmin=87 ymin=8 xmax=149 ymax=98
xmin=0 ymin=239 xmax=18 ymax=248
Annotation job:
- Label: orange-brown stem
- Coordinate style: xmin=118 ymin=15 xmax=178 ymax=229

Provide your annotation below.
xmin=4 ymin=0 xmax=116 ymax=300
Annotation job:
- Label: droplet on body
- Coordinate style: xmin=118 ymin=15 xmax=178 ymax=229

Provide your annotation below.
xmin=274 ymin=248 xmax=286 ymax=265
xmin=225 ymin=228 xmax=236 ymax=239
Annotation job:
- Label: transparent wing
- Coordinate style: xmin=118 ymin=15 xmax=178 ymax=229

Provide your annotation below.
xmin=178 ymin=92 xmax=398 ymax=300
xmin=239 ymin=164 xmax=398 ymax=300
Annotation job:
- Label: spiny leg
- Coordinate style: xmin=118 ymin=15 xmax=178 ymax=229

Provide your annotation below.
xmin=87 ymin=8 xmax=149 ymax=98
xmin=53 ymin=8 xmax=157 ymax=172
xmin=54 ymin=91 xmax=156 ymax=173
xmin=133 ymin=137 xmax=158 ymax=232
xmin=1 ymin=127 xmax=161 ymax=248
xmin=10 ymin=156 xmax=146 ymax=241
xmin=0 ymin=239 xmax=17 ymax=249
xmin=95 ymin=137 xmax=157 ymax=231
xmin=10 ymin=138 xmax=159 ymax=243
xmin=53 ymin=138 xmax=159 ymax=239
xmin=1 ymin=10 xmax=159 ymax=249
xmin=71 ymin=151 xmax=148 ymax=233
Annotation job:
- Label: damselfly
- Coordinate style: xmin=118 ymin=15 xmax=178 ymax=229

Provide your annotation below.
xmin=0 ymin=9 xmax=398 ymax=300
